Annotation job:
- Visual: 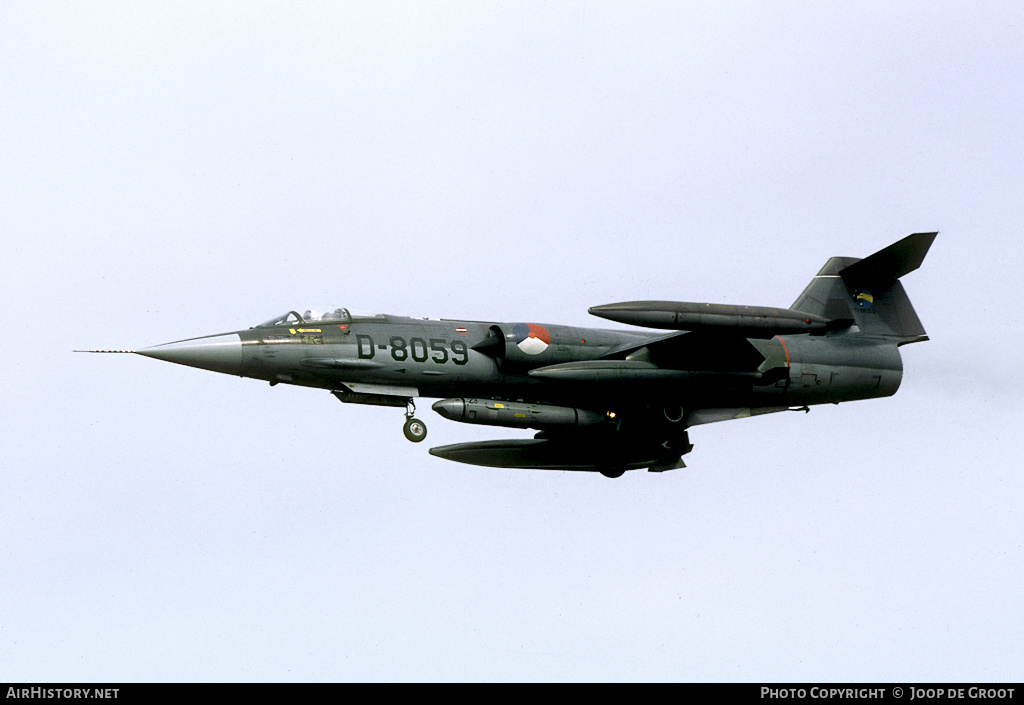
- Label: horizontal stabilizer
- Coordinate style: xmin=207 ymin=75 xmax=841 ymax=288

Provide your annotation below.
xmin=838 ymin=232 xmax=937 ymax=287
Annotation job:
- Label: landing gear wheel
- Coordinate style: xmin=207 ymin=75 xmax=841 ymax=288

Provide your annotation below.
xmin=403 ymin=417 xmax=427 ymax=443
xmin=663 ymin=404 xmax=685 ymax=424
xmin=599 ymin=466 xmax=626 ymax=479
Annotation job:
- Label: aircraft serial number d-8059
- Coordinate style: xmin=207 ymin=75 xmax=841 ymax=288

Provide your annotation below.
xmin=83 ymin=233 xmax=936 ymax=477
xmin=355 ymin=335 xmax=470 ymax=365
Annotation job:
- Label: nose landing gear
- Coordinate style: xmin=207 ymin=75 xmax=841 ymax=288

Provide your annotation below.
xmin=403 ymin=400 xmax=427 ymax=442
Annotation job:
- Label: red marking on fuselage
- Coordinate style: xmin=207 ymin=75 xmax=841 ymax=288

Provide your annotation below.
xmin=777 ymin=336 xmax=791 ymax=367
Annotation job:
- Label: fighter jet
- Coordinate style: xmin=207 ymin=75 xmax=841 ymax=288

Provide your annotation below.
xmin=83 ymin=232 xmax=935 ymax=477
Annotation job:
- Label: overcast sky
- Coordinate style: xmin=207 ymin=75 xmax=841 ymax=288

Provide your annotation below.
xmin=2 ymin=1 xmax=1022 ymax=682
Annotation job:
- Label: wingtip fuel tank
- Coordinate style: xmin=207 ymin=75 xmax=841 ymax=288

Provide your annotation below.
xmin=588 ymin=301 xmax=834 ymax=336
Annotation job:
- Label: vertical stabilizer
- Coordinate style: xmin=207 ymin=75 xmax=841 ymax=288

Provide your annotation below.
xmin=791 ymin=232 xmax=936 ymax=344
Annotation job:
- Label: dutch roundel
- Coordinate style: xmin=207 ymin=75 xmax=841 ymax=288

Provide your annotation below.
xmin=512 ymin=323 xmax=550 ymax=355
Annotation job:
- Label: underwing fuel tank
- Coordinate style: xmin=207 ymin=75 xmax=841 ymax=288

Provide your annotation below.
xmin=588 ymin=301 xmax=836 ymax=336
xmin=428 ymin=438 xmax=659 ymax=472
xmin=432 ymin=398 xmax=608 ymax=430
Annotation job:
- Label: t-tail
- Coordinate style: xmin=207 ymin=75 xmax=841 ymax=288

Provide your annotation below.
xmin=790 ymin=232 xmax=937 ymax=345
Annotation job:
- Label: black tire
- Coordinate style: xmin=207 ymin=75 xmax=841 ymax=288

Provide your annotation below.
xmin=403 ymin=417 xmax=427 ymax=443
xmin=599 ymin=466 xmax=626 ymax=479
xmin=662 ymin=404 xmax=685 ymax=424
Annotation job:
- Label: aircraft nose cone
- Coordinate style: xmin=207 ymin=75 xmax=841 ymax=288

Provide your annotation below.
xmin=136 ymin=333 xmax=243 ymax=375
xmin=432 ymin=398 xmax=466 ymax=422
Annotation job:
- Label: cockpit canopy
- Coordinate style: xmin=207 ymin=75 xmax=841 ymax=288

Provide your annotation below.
xmin=256 ymin=308 xmax=384 ymax=328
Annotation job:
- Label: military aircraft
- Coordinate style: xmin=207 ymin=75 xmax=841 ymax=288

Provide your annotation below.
xmin=83 ymin=232 xmax=935 ymax=477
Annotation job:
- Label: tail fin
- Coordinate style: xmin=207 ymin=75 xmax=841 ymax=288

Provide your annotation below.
xmin=791 ymin=232 xmax=937 ymax=344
